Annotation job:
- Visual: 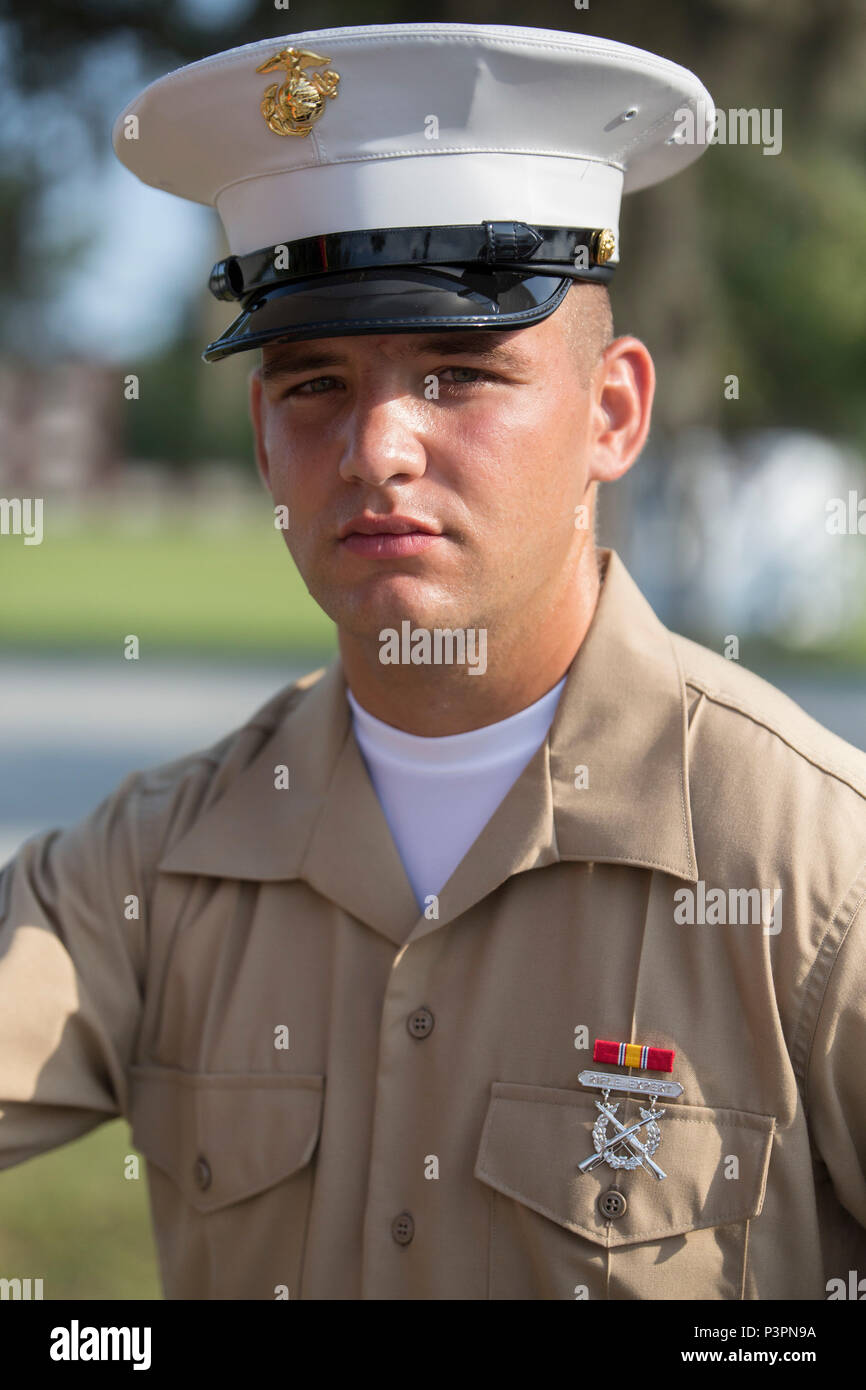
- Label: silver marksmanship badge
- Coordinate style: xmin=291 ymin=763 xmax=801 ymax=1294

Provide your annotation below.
xmin=577 ymin=1069 xmax=684 ymax=1182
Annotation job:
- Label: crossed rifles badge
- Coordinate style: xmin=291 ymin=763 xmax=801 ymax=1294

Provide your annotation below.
xmin=256 ymin=47 xmax=341 ymax=137
xmin=578 ymin=1039 xmax=682 ymax=1182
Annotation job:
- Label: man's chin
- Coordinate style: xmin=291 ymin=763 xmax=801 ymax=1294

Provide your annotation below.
xmin=322 ymin=572 xmax=464 ymax=634
xmin=333 ymin=601 xmax=474 ymax=646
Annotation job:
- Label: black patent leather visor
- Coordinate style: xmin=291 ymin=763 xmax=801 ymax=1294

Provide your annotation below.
xmin=202 ymin=266 xmax=574 ymax=362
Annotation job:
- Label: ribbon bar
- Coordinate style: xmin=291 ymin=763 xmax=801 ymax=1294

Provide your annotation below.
xmin=593 ymin=1038 xmax=675 ymax=1073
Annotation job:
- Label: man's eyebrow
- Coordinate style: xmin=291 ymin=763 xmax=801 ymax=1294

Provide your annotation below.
xmin=260 ymin=348 xmax=350 ymax=382
xmin=404 ymin=332 xmax=529 ymax=367
xmin=259 ymin=332 xmax=529 ymax=382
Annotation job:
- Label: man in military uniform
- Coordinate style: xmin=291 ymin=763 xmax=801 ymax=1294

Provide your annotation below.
xmin=1 ymin=23 xmax=864 ymax=1300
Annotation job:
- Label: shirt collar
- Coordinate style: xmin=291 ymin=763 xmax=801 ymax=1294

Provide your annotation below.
xmin=158 ymin=549 xmax=698 ymax=943
xmin=548 ymin=548 xmax=698 ymax=880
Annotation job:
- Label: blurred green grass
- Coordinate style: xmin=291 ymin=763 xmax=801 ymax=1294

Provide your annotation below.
xmin=0 ymin=1120 xmax=161 ymax=1299
xmin=0 ymin=507 xmax=336 ymax=654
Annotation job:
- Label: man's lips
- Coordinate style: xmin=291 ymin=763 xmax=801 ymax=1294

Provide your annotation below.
xmin=338 ymin=514 xmax=444 ymax=558
xmin=340 ymin=531 xmax=442 ymax=557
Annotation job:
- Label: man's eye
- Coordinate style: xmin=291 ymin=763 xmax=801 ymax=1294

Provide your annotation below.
xmin=439 ymin=367 xmax=488 ymax=384
xmin=287 ymin=376 xmax=343 ymax=396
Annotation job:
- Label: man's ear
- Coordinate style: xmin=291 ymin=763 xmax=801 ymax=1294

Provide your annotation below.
xmin=248 ymin=365 xmax=271 ymax=491
xmin=587 ymin=336 xmax=655 ymax=485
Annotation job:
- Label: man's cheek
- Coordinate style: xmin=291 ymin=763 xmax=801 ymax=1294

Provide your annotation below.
xmin=266 ymin=458 xmax=309 ymax=516
xmin=282 ymin=524 xmax=312 ymax=568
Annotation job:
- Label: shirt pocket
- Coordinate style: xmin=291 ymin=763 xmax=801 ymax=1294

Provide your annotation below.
xmin=474 ymin=1081 xmax=775 ymax=1301
xmin=128 ymin=1065 xmax=324 ymax=1299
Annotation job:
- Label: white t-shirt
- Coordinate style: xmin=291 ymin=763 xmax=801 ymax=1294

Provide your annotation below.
xmin=346 ymin=675 xmax=567 ymax=910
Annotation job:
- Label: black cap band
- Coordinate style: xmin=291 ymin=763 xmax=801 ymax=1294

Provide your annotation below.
xmin=208 ymin=222 xmax=616 ymax=302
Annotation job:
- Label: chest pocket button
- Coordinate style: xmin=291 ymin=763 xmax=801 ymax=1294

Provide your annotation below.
xmin=598 ymin=1189 xmax=627 ymax=1219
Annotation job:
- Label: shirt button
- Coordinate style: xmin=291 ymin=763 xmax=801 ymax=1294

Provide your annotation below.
xmin=598 ymin=1189 xmax=627 ymax=1220
xmin=407 ymin=1007 xmax=435 ymax=1039
xmin=391 ymin=1211 xmax=415 ymax=1245
xmin=193 ymin=1156 xmax=212 ymax=1192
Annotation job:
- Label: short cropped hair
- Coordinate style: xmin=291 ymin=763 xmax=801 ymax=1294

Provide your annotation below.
xmin=561 ymin=281 xmax=614 ymax=387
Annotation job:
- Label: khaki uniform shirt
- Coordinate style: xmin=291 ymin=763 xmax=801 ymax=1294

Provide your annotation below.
xmin=1 ymin=549 xmax=865 ymax=1300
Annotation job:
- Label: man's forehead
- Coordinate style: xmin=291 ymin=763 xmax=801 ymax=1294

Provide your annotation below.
xmin=259 ymin=330 xmax=536 ymax=377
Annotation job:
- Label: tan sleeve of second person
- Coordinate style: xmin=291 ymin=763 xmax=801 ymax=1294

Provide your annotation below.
xmin=0 ymin=772 xmax=150 ymax=1167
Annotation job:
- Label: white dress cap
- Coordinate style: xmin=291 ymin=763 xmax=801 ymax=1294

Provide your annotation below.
xmin=111 ymin=23 xmax=714 ymax=360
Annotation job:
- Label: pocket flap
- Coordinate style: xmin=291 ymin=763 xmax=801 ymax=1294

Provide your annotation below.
xmin=474 ymin=1081 xmax=775 ymax=1247
xmin=129 ymin=1066 xmax=324 ymax=1214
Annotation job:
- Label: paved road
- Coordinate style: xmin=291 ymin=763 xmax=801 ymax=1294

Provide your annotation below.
xmin=1 ymin=655 xmax=864 ymax=867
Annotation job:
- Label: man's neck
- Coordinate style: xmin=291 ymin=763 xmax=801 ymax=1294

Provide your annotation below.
xmin=338 ymin=546 xmax=604 ymax=736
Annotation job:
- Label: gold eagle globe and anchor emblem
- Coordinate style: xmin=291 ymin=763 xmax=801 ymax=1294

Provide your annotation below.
xmin=255 ymin=47 xmax=341 ymax=137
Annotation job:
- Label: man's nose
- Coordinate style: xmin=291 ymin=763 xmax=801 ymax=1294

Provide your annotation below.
xmin=338 ymin=392 xmax=428 ymax=486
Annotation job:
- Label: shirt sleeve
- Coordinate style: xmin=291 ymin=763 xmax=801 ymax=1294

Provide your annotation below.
xmin=805 ymin=885 xmax=866 ymax=1235
xmin=0 ymin=772 xmax=149 ymax=1168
